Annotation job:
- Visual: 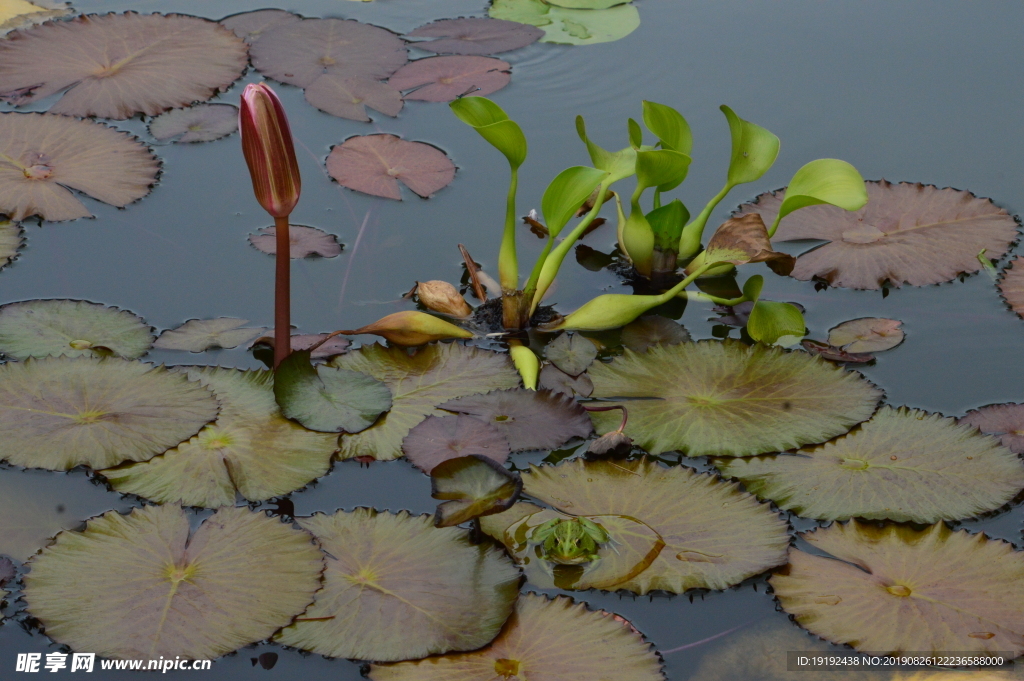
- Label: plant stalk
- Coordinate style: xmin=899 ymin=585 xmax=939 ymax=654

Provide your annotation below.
xmin=677 ymin=291 xmax=747 ymax=305
xmin=274 ymin=215 xmax=291 ymax=368
xmin=678 ymin=182 xmax=733 ymax=259
xmin=500 ymin=168 xmax=523 ymax=329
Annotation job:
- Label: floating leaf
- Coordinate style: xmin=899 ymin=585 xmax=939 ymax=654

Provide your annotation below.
xmin=545 ymin=332 xmax=597 ymax=376
xmin=404 ymin=17 xmax=543 ymax=55
xmin=327 ymin=134 xmax=456 ymax=200
xmin=274 ymin=350 xmax=392 ymax=434
xmin=489 ymin=0 xmax=640 ymax=45
xmin=959 ymin=403 xmax=1024 ymax=454
xmin=432 ymin=455 xmax=521 ymax=527
xmin=588 ymin=340 xmax=882 ymax=457
xmin=440 ymin=388 xmax=593 ymax=451
xmin=219 ymin=9 xmax=300 ymax=44
xmin=827 ymin=317 xmax=904 ymax=353
xmin=0 ymin=0 xmax=72 ymax=37
xmin=738 ymin=181 xmax=1019 ymax=289
xmin=715 ymin=406 xmax=1024 ymax=522
xmin=997 ymin=256 xmax=1024 ymax=319
xmin=330 ymin=343 xmax=520 ymax=461
xmin=620 ymin=315 xmax=691 ymax=353
xmin=502 ymin=458 xmax=790 ymax=594
xmin=0 ymin=13 xmax=248 ymax=119
xmin=154 ymin=317 xmax=266 ymax=352
xmin=304 ymin=73 xmax=402 ymax=121
xmin=0 ymin=357 xmax=219 ymax=471
xmin=251 ymin=18 xmax=407 ymax=88
xmin=275 ymin=509 xmax=520 ymax=661
xmin=388 ymin=56 xmax=511 ymax=102
xmin=148 ymin=103 xmax=238 ymax=143
xmin=770 ymin=521 xmax=1024 ymax=655
xmin=402 ymin=414 xmax=510 ymax=473
xmin=24 ymin=504 xmax=323 ymax=659
xmin=100 ymin=367 xmax=339 ymax=508
xmin=289 ymin=333 xmax=351 ymax=358
xmin=538 ymin=363 xmax=593 ymax=397
xmin=800 ymin=339 xmax=874 ymax=364
xmin=0 ymin=219 xmax=22 ymax=268
xmin=0 ymin=113 xmax=159 ymax=221
xmin=248 ymin=224 xmax=342 ymax=258
xmin=0 ymin=556 xmax=13 ymax=586
xmin=0 ymin=299 xmax=153 ymax=360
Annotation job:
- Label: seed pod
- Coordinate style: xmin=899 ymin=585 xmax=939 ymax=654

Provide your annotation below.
xmin=415 ymin=281 xmax=472 ymax=318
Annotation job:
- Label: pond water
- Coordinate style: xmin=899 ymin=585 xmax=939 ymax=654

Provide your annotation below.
xmin=1 ymin=0 xmax=1023 ymax=679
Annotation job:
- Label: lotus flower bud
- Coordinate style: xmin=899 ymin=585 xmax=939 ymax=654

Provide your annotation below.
xmin=240 ymin=83 xmax=301 ymax=218
xmin=415 ymin=281 xmax=473 ymax=318
xmin=587 ymin=430 xmax=633 ymax=457
xmin=346 ymin=311 xmax=473 ymax=346
xmin=508 ymin=341 xmax=539 ymax=390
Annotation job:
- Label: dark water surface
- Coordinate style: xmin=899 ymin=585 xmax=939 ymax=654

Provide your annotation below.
xmin=2 ymin=0 xmax=1023 ymax=678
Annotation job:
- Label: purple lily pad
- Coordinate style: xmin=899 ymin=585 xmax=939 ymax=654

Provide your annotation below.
xmin=0 ymin=556 xmax=14 ymax=586
xmin=304 ymin=73 xmax=402 ymax=121
xmin=148 ymin=103 xmax=238 ymax=143
xmin=959 ymin=403 xmax=1024 ymax=454
xmin=388 ymin=56 xmax=511 ymax=102
xmin=326 ymin=134 xmax=456 ymax=200
xmin=404 ymin=18 xmax=543 ymax=56
xmin=402 ymin=414 xmax=510 ymax=474
xmin=220 ymin=9 xmax=301 ymax=44
xmin=538 ymin=364 xmax=593 ymax=398
xmin=248 ymin=225 xmax=342 ymax=259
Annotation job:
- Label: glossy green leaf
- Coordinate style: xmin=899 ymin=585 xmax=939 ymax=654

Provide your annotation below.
xmin=489 ymin=0 xmax=640 ymax=46
xmin=449 ymin=96 xmax=526 ymax=169
xmin=575 ymin=115 xmax=636 ymax=182
xmin=721 ymin=105 xmax=779 ymax=186
xmin=770 ymin=159 xmax=868 ymax=236
xmin=627 ymin=117 xmax=642 ymax=149
xmin=274 ymin=350 xmax=392 ymax=433
xmin=541 ymin=166 xmax=608 ymax=237
xmin=635 ymin=148 xmax=691 ymax=193
xmin=747 ymin=301 xmax=805 ymax=346
xmin=0 ymin=299 xmax=153 ymax=360
xmin=646 ymin=199 xmax=688 ymax=251
xmin=431 ymin=455 xmax=522 ymax=527
xmin=545 ymin=0 xmax=632 ymax=8
xmin=742 ymin=274 xmax=764 ymax=302
xmin=642 ymin=100 xmax=692 ymax=155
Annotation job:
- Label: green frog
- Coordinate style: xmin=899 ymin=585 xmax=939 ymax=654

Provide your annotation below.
xmin=527 ymin=516 xmax=611 ymax=565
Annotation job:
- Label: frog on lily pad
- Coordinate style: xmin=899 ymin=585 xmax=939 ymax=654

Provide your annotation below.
xmin=528 ymin=516 xmax=611 ymax=565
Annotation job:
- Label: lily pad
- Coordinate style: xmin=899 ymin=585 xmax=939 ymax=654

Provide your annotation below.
xmin=304 ymin=73 xmax=402 ymax=121
xmin=620 ymin=315 xmax=691 ymax=353
xmin=154 ymin=317 xmax=266 ymax=352
xmin=538 ymin=363 xmax=594 ymax=397
xmin=510 ymin=458 xmax=790 ymax=594
xmin=440 ymin=388 xmax=593 ymax=451
xmin=0 ymin=113 xmax=160 ymax=221
xmin=369 ymin=594 xmax=664 ymax=681
xmin=0 ymin=0 xmax=72 ymax=37
xmin=287 ymin=333 xmax=351 ymax=358
xmin=997 ymin=256 xmax=1024 ymax=319
xmin=545 ymin=332 xmax=597 ymax=376
xmin=330 ymin=343 xmax=520 ymax=461
xmin=388 ymin=56 xmax=511 ymax=102
xmin=248 ymin=224 xmax=342 ymax=258
xmin=0 ymin=299 xmax=153 ymax=360
xmin=274 ymin=349 xmax=392 ymax=434
xmin=24 ymin=504 xmax=324 ymax=659
xmin=404 ymin=18 xmax=543 ymax=56
xmin=148 ymin=103 xmax=238 ymax=143
xmin=274 ymin=509 xmax=520 ymax=661
xmin=489 ymin=0 xmax=640 ymax=46
xmin=827 ymin=318 xmax=904 ymax=353
xmin=0 ymin=356 xmax=219 ymax=471
xmin=715 ymin=406 xmax=1024 ymax=522
xmin=737 ymin=181 xmax=1019 ymax=289
xmin=800 ymin=339 xmax=874 ymax=364
xmin=250 ymin=18 xmax=407 ymax=88
xmin=0 ymin=13 xmax=248 ymax=119
xmin=219 ymin=9 xmax=301 ymax=44
xmin=0 ymin=219 xmax=22 ymax=268
xmin=432 ymin=455 xmax=521 ymax=527
xmin=100 ymin=367 xmax=339 ymax=508
xmin=326 ymin=134 xmax=456 ymax=200
xmin=402 ymin=414 xmax=510 ymax=473
xmin=960 ymin=403 xmax=1024 ymax=454
xmin=770 ymin=521 xmax=1024 ymax=654
xmin=588 ymin=340 xmax=883 ymax=457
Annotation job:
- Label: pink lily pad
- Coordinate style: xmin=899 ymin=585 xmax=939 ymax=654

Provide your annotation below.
xmin=402 ymin=414 xmax=510 ymax=474
xmin=248 ymin=225 xmax=342 ymax=259
xmin=148 ymin=103 xmax=238 ymax=143
xmin=304 ymin=73 xmax=402 ymax=121
xmin=219 ymin=9 xmax=301 ymax=44
xmin=404 ymin=17 xmax=543 ymax=55
xmin=827 ymin=317 xmax=904 ymax=353
xmin=388 ymin=56 xmax=511 ymax=102
xmin=959 ymin=403 xmax=1024 ymax=454
xmin=998 ymin=256 xmax=1024 ymax=318
xmin=326 ymin=134 xmax=456 ymax=200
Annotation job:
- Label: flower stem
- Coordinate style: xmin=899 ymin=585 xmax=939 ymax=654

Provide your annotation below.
xmin=274 ymin=215 xmax=291 ymax=368
xmin=582 ymin=404 xmax=628 ymax=432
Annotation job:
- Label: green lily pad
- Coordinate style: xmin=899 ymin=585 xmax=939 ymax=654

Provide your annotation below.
xmin=329 ymin=343 xmax=520 ymax=461
xmin=489 ymin=0 xmax=640 ymax=46
xmin=503 ymin=458 xmax=789 ymax=594
xmin=620 ymin=315 xmax=690 ymax=353
xmin=432 ymin=455 xmax=521 ymax=527
xmin=545 ymin=332 xmax=597 ymax=376
xmin=440 ymin=388 xmax=593 ymax=451
xmin=588 ymin=340 xmax=883 ymax=457
xmin=100 ymin=367 xmax=338 ymax=508
xmin=274 ymin=509 xmax=520 ymax=661
xmin=715 ymin=406 xmax=1024 ymax=522
xmin=23 ymin=504 xmax=324 ymax=660
xmin=547 ymin=0 xmax=631 ymax=8
xmin=0 ymin=356 xmax=219 ymax=471
xmin=368 ymin=593 xmax=664 ymax=681
xmin=0 ymin=219 xmax=23 ymax=269
xmin=402 ymin=414 xmax=510 ymax=473
xmin=0 ymin=299 xmax=153 ymax=360
xmin=153 ymin=317 xmax=266 ymax=352
xmin=770 ymin=521 xmax=1024 ymax=655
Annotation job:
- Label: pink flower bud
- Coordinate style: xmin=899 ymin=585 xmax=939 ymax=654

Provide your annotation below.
xmin=240 ymin=83 xmax=301 ymax=218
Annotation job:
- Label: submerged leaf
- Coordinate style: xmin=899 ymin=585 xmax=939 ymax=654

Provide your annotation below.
xmin=0 ymin=299 xmax=153 ymax=360
xmin=24 ymin=504 xmax=323 ymax=659
xmin=0 ymin=113 xmax=159 ymax=221
xmin=101 ymin=367 xmax=339 ymax=508
xmin=388 ymin=56 xmax=511 ymax=102
xmin=327 ymin=134 xmax=456 ymax=200
xmin=620 ymin=315 xmax=690 ymax=352
xmin=432 ymin=455 xmax=521 ymax=527
xmin=489 ymin=0 xmax=640 ymax=45
xmin=404 ymin=17 xmax=543 ymax=55
xmin=589 ymin=340 xmax=882 ymax=457
xmin=402 ymin=414 xmax=510 ymax=473
xmin=0 ymin=357 xmax=219 ymax=471
xmin=827 ymin=317 xmax=904 ymax=353
xmin=304 ymin=74 xmax=403 ymax=121
xmin=275 ymin=509 xmax=520 ymax=661
xmin=219 ymin=9 xmax=300 ymax=44
xmin=440 ymin=388 xmax=593 ymax=451
xmin=148 ymin=103 xmax=238 ymax=143
xmin=959 ymin=402 xmax=1024 ymax=454
xmin=716 ymin=406 xmax=1024 ymax=522
xmin=154 ymin=317 xmax=265 ymax=352
xmin=771 ymin=521 xmax=1024 ymax=654
xmin=738 ymin=181 xmax=1019 ymax=289
xmin=545 ymin=332 xmax=597 ymax=376
xmin=330 ymin=343 xmax=520 ymax=461
xmin=0 ymin=13 xmax=248 ymax=119
xmin=248 ymin=224 xmax=342 ymax=258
